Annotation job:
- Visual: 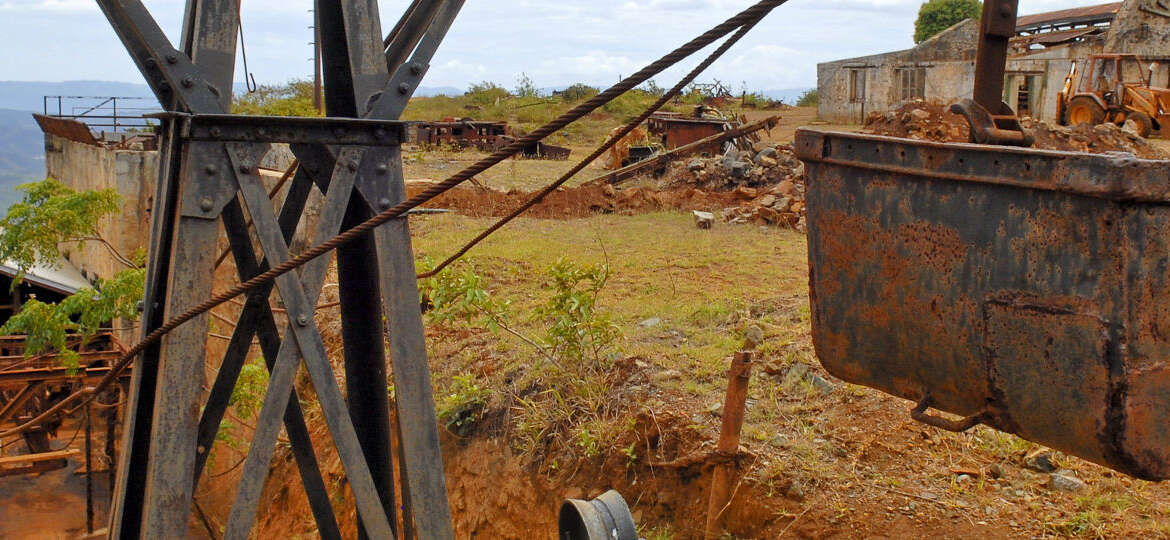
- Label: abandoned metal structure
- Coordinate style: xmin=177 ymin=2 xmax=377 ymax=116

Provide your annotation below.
xmin=95 ymin=0 xmax=463 ymax=537
xmin=817 ymin=0 xmax=1170 ymax=123
xmin=798 ymin=0 xmax=1170 ymax=481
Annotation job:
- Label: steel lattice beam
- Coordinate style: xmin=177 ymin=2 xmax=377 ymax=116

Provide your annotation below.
xmin=101 ymin=1 xmax=461 ymax=538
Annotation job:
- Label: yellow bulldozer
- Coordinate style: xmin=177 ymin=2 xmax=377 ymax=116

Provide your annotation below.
xmin=1058 ymin=53 xmax=1170 ymax=138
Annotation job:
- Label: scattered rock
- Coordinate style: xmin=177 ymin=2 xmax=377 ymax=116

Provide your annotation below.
xmin=744 ymin=324 xmax=765 ymax=349
xmin=786 ymin=480 xmax=806 ymax=501
xmin=1048 ymin=472 xmax=1086 ymax=492
xmin=639 ymin=317 xmax=662 ymax=328
xmin=693 ymin=210 xmax=715 ymax=229
xmin=807 ymin=374 xmax=836 ymax=394
xmin=988 ymin=463 xmax=1006 ymax=479
xmin=708 ymin=401 xmax=723 ymax=416
xmin=956 ymin=474 xmax=972 ymax=485
xmin=687 ymin=158 xmax=704 ymax=172
xmin=1024 ymin=449 xmax=1057 ymax=473
xmin=650 ymin=369 xmax=682 ymax=384
xmin=782 ymin=362 xmax=810 ymax=390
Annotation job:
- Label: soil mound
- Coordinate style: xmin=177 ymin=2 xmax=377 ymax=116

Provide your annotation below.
xmin=864 ymin=101 xmax=1170 ymax=160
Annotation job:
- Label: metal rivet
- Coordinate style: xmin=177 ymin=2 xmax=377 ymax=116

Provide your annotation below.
xmin=375 ymin=164 xmax=388 ymax=175
xmin=374 ymin=128 xmax=386 ymax=139
xmin=379 ymin=198 xmax=391 ymax=209
xmin=197 ymin=445 xmax=206 ymax=454
xmin=347 ymin=161 xmax=358 ymax=172
xmin=209 ymin=127 xmax=221 ymax=137
xmin=296 ymin=314 xmax=309 ymax=327
xmin=205 ymin=164 xmax=218 ymax=175
xmin=256 ymin=128 xmax=267 ymax=137
xmin=144 ymin=58 xmax=157 ymax=69
xmin=334 ymin=127 xmax=346 ymax=137
xmin=239 ymin=164 xmax=250 ymax=173
xmin=397 ymin=82 xmax=411 ymax=95
xmin=200 ymin=198 xmax=213 ymax=212
xmin=181 ymin=76 xmax=194 ymax=88
xmin=165 ymin=54 xmax=178 ymax=64
xmin=410 ymin=62 xmax=423 ymax=76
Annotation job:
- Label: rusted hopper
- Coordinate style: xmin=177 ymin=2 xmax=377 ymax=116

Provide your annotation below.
xmin=796 ymin=129 xmax=1170 ymax=480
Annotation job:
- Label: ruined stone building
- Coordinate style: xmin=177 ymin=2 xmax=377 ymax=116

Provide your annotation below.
xmin=34 ymin=115 xmax=158 ymax=284
xmin=817 ymin=0 xmax=1170 ymax=123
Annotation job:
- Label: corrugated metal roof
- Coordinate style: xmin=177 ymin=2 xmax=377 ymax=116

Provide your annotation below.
xmin=1013 ymin=26 xmax=1104 ymax=47
xmin=0 ymin=256 xmax=92 ymax=296
xmin=1016 ymin=2 xmax=1122 ymax=31
xmin=33 ymin=114 xmax=100 ymax=147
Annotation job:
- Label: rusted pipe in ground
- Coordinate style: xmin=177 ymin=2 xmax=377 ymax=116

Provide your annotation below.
xmin=705 ymin=350 xmax=752 ymax=539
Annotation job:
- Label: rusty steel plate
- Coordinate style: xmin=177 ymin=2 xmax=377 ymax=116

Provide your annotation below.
xmin=795 ymin=129 xmax=1170 ymax=480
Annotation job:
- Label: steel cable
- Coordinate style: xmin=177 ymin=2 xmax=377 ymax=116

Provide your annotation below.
xmin=0 ymin=0 xmax=785 ymax=439
xmin=416 ymin=17 xmax=764 ymax=279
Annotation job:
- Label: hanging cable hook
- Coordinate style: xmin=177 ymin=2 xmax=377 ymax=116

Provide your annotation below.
xmin=238 ymin=17 xmax=258 ymax=93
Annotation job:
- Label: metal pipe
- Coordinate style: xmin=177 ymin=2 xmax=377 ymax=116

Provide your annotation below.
xmin=704 ymin=351 xmax=752 ymax=539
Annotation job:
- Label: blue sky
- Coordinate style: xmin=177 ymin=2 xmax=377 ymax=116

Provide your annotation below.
xmin=0 ymin=0 xmax=1107 ymax=91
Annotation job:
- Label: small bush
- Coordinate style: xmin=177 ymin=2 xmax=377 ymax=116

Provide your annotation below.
xmin=797 ymin=89 xmax=819 ymax=107
xmin=560 ymin=83 xmax=600 ymax=102
xmin=438 ymin=373 xmax=492 ymax=435
xmin=466 ymin=81 xmax=510 ymax=106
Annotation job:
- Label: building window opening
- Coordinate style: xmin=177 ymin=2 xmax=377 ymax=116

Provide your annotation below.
xmin=896 ymin=67 xmax=926 ymax=102
xmin=849 ymin=69 xmax=866 ymax=103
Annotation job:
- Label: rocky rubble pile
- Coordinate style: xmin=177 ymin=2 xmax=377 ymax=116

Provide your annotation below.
xmin=657 ymin=141 xmax=809 ymax=231
xmin=865 ymin=101 xmax=1169 ymax=159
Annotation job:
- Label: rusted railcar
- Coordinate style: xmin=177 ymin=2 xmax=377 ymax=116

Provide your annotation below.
xmin=795 ymin=129 xmax=1170 ymax=480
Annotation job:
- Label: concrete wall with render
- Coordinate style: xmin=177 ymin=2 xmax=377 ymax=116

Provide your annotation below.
xmin=43 ymin=133 xmax=157 ymax=283
xmin=817 ymin=18 xmax=1124 ymax=124
xmin=1105 ymin=1 xmax=1170 ymax=59
xmin=818 ymin=19 xmax=979 ymax=124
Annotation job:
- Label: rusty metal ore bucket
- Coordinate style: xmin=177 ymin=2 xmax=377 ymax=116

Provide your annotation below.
xmin=794 ymin=129 xmax=1170 ymax=481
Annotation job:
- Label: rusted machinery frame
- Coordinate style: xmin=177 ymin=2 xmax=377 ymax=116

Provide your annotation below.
xmin=600 ymin=115 xmax=779 ymax=185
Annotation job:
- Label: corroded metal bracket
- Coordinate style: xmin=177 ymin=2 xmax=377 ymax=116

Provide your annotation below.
xmin=950 ymin=99 xmax=1035 ymax=146
xmin=958 ymin=0 xmax=1034 ymax=146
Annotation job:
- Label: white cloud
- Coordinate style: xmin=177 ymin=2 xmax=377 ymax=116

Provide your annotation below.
xmin=0 ymin=0 xmax=1117 ymax=92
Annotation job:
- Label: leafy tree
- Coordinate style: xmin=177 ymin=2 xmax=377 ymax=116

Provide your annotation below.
xmin=514 ymin=73 xmax=539 ymax=98
xmin=641 ymin=79 xmax=665 ymax=97
xmin=560 ymin=83 xmax=600 ymax=102
xmin=797 ymin=89 xmax=820 ymax=107
xmin=914 ymin=0 xmax=982 ymax=43
xmin=232 ymin=78 xmax=321 ymax=117
xmin=0 ymin=180 xmax=144 ymax=368
xmin=465 ymin=81 xmax=510 ymax=106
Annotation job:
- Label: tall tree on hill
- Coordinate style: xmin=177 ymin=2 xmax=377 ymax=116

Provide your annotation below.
xmin=914 ymin=0 xmax=982 ymax=43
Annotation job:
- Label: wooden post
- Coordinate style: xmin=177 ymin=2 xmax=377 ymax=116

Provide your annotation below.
xmin=704 ymin=351 xmax=752 ymax=539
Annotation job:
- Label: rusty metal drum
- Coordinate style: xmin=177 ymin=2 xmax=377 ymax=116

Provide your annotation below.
xmin=795 ymin=129 xmax=1170 ymax=480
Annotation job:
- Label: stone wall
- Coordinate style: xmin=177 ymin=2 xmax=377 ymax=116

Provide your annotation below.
xmin=1105 ymin=0 xmax=1170 ymax=59
xmin=43 ymin=133 xmax=157 ymax=282
xmin=818 ymin=19 xmax=979 ymax=124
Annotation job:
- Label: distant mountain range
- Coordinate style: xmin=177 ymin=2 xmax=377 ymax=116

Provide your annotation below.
xmin=0 ymin=80 xmax=466 ymax=113
xmin=0 ymin=108 xmax=45 ymax=210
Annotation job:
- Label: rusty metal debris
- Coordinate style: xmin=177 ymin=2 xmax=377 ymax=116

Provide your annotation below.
xmin=705 ymin=351 xmax=752 ymax=540
xmin=796 ymin=128 xmax=1170 ymax=481
xmin=950 ymin=0 xmax=1033 ymax=146
xmin=595 ymin=115 xmax=779 ymax=185
xmin=413 ymin=118 xmax=571 ymax=159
